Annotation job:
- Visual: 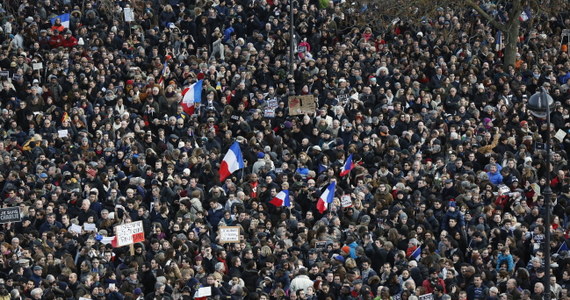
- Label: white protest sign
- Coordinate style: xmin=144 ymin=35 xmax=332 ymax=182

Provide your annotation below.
xmin=115 ymin=221 xmax=144 ymax=247
xmin=83 ymin=223 xmax=97 ymax=232
xmin=58 ymin=129 xmax=68 ymax=138
xmin=219 ymin=226 xmax=240 ymax=243
xmin=341 ymin=194 xmax=353 ymax=208
xmin=32 ymin=63 xmax=43 ymax=70
xmin=124 ymin=8 xmax=134 ymax=22
xmin=101 ymin=236 xmax=115 ymax=245
xmin=555 ymin=129 xmax=567 ymax=142
xmin=70 ymin=224 xmax=82 ymax=234
xmin=195 ymin=287 xmax=212 ymax=297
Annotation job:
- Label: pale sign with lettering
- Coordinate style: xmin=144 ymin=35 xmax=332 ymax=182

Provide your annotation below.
xmin=418 ymin=293 xmax=433 ymax=300
xmin=219 ymin=226 xmax=240 ymax=243
xmin=124 ymin=8 xmax=134 ymax=22
xmin=115 ymin=221 xmax=145 ymax=247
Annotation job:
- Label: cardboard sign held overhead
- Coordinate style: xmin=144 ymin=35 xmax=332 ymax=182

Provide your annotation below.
xmin=219 ymin=226 xmax=240 ymax=243
xmin=288 ymin=95 xmax=316 ymax=116
xmin=115 ymin=221 xmax=145 ymax=247
xmin=124 ymin=8 xmax=134 ymax=22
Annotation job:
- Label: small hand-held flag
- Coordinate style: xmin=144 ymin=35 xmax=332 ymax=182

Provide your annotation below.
xmin=340 ymin=154 xmax=355 ymax=177
xmin=410 ymin=246 xmax=421 ymax=261
xmin=219 ymin=141 xmax=244 ymax=182
xmin=317 ymin=181 xmax=336 ymax=214
xmin=157 ymin=55 xmax=172 ymax=87
xmin=181 ymin=80 xmax=203 ymax=115
xmin=270 ymin=190 xmax=291 ymax=207
xmin=519 ymin=9 xmax=531 ymax=22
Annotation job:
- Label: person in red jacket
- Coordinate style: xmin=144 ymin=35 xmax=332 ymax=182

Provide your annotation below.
xmin=51 ymin=18 xmax=65 ymax=33
xmin=422 ymin=267 xmax=447 ymax=294
xmin=49 ymin=30 xmax=64 ymax=48
xmin=61 ymin=30 xmax=78 ymax=48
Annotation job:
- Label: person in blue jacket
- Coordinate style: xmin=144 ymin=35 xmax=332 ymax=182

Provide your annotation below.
xmin=487 ymin=164 xmax=503 ymax=185
xmin=496 ymin=247 xmax=515 ymax=272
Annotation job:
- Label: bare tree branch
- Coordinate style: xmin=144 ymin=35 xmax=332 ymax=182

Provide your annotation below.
xmin=464 ymin=0 xmax=507 ymax=31
xmin=507 ymin=0 xmax=524 ymax=22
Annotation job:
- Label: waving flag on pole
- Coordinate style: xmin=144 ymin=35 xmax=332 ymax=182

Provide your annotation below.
xmin=50 ymin=13 xmax=70 ymax=28
xmin=557 ymin=241 xmax=569 ymax=253
xmin=270 ymin=190 xmax=291 ymax=207
xmin=181 ymin=80 xmax=203 ymax=115
xmin=495 ymin=31 xmax=504 ymax=52
xmin=317 ymin=182 xmax=336 ymax=214
xmin=157 ymin=55 xmax=173 ymax=87
xmin=219 ymin=141 xmax=244 ymax=182
xmin=340 ymin=154 xmax=355 ymax=177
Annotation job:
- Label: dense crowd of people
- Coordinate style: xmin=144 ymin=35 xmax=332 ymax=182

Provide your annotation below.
xmin=0 ymin=0 xmax=569 ymax=300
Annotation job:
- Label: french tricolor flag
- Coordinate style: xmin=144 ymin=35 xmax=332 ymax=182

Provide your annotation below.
xmin=181 ymin=80 xmax=203 ymax=115
xmin=410 ymin=246 xmax=421 ymax=261
xmin=51 ymin=13 xmax=70 ymax=28
xmin=519 ymin=9 xmax=531 ymax=22
xmin=317 ymin=182 xmax=336 ymax=214
xmin=219 ymin=141 xmax=244 ymax=182
xmin=270 ymin=190 xmax=290 ymax=207
xmin=157 ymin=60 xmax=169 ymax=86
xmin=340 ymin=154 xmax=355 ymax=177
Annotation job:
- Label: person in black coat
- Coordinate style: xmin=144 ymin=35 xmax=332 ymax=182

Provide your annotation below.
xmin=144 ymin=282 xmax=171 ymax=300
xmin=140 ymin=263 xmax=157 ymax=296
xmin=241 ymin=260 xmax=259 ymax=293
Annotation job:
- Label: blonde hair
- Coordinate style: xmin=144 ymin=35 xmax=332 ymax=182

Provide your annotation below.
xmin=344 ymin=258 xmax=357 ymax=269
xmin=260 ymin=245 xmax=273 ymax=256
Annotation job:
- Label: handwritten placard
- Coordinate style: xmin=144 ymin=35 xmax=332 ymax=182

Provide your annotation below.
xmin=115 ymin=221 xmax=144 ymax=247
xmin=219 ymin=226 xmax=240 ymax=243
xmin=124 ymin=8 xmax=134 ymax=22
